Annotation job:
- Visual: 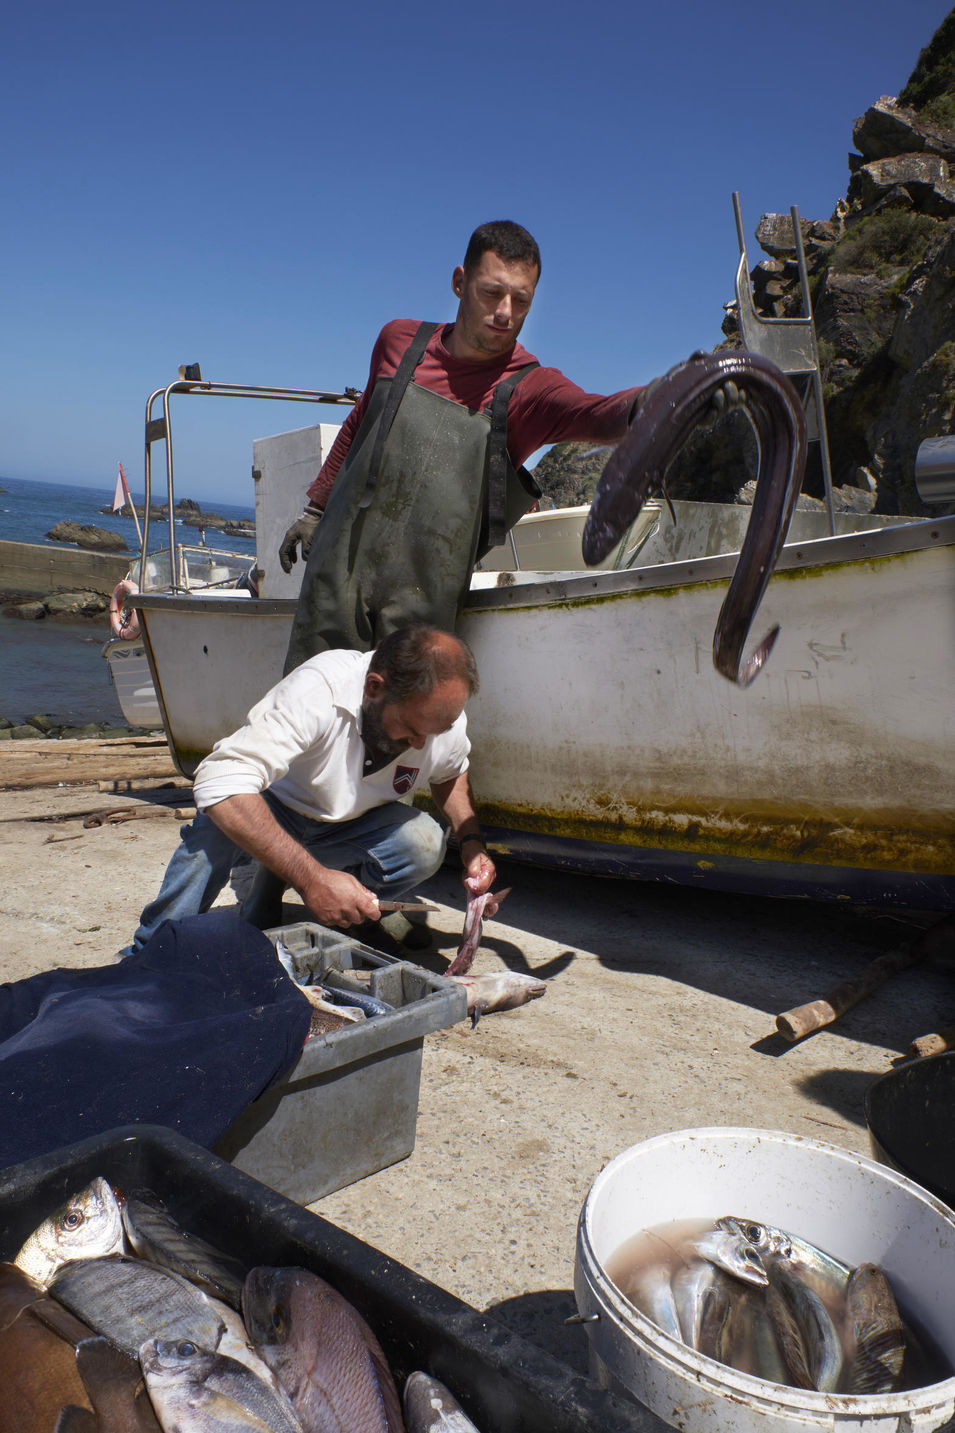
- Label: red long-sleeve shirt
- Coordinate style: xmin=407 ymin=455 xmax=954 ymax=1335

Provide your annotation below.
xmin=307 ymin=319 xmax=640 ymax=509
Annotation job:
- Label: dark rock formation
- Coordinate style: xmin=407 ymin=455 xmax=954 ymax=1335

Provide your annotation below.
xmin=46 ymin=522 xmax=128 ymax=552
xmin=534 ymin=12 xmax=955 ymax=519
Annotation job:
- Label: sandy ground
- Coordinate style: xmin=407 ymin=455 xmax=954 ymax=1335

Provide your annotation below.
xmin=1 ymin=738 xmax=951 ymax=1378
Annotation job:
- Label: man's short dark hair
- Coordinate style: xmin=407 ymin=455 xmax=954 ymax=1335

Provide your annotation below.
xmin=463 ymin=220 xmax=541 ymax=278
xmin=371 ymin=625 xmax=479 ymax=702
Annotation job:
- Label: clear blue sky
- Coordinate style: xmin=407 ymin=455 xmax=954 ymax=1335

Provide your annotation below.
xmin=3 ymin=0 xmax=950 ymax=508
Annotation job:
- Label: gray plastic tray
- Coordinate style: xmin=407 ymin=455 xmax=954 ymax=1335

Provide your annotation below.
xmin=214 ymin=921 xmax=467 ymax=1203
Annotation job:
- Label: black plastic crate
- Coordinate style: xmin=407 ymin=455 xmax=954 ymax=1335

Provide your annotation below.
xmin=0 ymin=1125 xmax=664 ymax=1432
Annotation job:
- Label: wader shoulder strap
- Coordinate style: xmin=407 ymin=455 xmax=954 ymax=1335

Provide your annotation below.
xmin=486 ymin=361 xmax=540 ymax=548
xmin=359 ymin=322 xmax=439 ymax=510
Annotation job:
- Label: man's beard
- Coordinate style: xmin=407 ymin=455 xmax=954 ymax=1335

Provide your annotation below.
xmin=360 ymin=700 xmax=406 ymax=762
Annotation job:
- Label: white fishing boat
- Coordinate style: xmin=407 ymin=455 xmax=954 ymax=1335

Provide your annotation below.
xmin=125 ymin=369 xmax=955 ymax=910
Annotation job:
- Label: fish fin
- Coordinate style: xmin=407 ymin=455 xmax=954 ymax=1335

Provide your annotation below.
xmin=76 ymin=1334 xmax=139 ymax=1392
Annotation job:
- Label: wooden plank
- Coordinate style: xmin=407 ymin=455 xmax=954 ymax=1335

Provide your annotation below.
xmin=0 ymin=737 xmax=180 ymax=790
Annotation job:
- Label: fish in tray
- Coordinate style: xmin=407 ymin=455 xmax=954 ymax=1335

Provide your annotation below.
xmin=140 ymin=1336 xmax=303 ymax=1433
xmin=242 ymin=1265 xmax=405 ymax=1432
xmin=121 ymin=1194 xmax=248 ymax=1309
xmin=403 ymin=1371 xmax=483 ymax=1432
xmin=11 ymin=1179 xmax=486 ymax=1433
xmin=609 ymin=1214 xmax=931 ymax=1395
xmin=14 ymin=1176 xmax=125 ymax=1285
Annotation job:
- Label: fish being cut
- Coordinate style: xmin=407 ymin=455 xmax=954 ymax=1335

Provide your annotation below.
xmin=402 ymin=1372 xmax=482 ymax=1432
xmin=140 ymin=1337 xmax=304 ymax=1433
xmin=14 ymin=1177 xmax=125 ymax=1285
xmin=242 ymin=1265 xmax=404 ymax=1433
xmin=445 ymin=884 xmax=511 ymax=976
xmin=450 ymin=970 xmax=546 ymax=1026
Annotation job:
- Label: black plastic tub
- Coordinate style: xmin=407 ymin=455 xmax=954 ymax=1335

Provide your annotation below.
xmin=865 ymin=1052 xmax=955 ymax=1209
xmin=0 ymin=1125 xmax=665 ymax=1432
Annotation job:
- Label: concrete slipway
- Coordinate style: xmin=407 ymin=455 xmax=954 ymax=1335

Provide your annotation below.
xmin=0 ymin=736 xmax=950 ymax=1375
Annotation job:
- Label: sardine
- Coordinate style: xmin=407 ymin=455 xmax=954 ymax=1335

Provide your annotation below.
xmin=140 ymin=1337 xmax=304 ymax=1433
xmin=845 ymin=1262 xmax=905 ymax=1395
xmin=716 ymin=1217 xmax=851 ymax=1306
xmin=14 ymin=1177 xmax=125 ymax=1285
xmin=621 ymin=1262 xmax=684 ymax=1342
xmin=672 ymin=1258 xmax=718 ymax=1348
xmin=582 ymin=350 xmax=807 ymax=686
xmin=449 ymin=971 xmax=546 ymax=1026
xmin=242 ymin=1265 xmax=404 ymax=1432
xmin=687 ymin=1229 xmax=768 ymax=1287
xmin=767 ymin=1257 xmax=844 ymax=1393
xmin=403 ymin=1372 xmax=481 ymax=1432
xmin=318 ymin=982 xmax=395 ymax=1018
xmin=445 ymin=886 xmax=511 ymax=977
xmin=121 ymin=1195 xmax=247 ymax=1308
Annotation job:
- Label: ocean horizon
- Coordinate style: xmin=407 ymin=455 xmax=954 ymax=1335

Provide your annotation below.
xmin=0 ymin=473 xmax=256 ymax=556
xmin=0 ymin=475 xmax=256 ymax=727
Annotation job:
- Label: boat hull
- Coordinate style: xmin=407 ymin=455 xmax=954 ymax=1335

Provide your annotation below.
xmin=133 ymin=515 xmax=955 ymax=907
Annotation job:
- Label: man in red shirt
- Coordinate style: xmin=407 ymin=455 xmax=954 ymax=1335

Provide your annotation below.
xmin=280 ymin=219 xmax=642 ymax=673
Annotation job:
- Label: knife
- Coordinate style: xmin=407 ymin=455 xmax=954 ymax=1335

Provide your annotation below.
xmin=375 ymin=898 xmax=439 ymax=913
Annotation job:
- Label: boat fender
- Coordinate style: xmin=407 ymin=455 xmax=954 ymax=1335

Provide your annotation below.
xmin=109 ymin=578 xmax=141 ymax=640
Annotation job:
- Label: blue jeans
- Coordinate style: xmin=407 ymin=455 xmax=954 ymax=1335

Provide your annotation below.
xmin=125 ymin=792 xmax=447 ymax=954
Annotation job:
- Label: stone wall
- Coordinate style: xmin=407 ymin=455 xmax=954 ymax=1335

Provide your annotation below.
xmin=0 ymin=540 xmax=129 ymax=599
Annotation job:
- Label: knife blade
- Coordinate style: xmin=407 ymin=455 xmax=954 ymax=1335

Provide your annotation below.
xmin=375 ymin=899 xmax=439 ymax=913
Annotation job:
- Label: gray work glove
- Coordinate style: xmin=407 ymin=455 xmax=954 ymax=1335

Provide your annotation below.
xmin=279 ymin=503 xmax=323 ymax=573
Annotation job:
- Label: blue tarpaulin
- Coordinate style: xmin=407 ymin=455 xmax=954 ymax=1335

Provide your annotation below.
xmin=0 ymin=909 xmax=311 ymax=1170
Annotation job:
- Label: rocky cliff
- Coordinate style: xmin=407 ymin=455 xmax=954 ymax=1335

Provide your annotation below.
xmin=535 ymin=9 xmax=955 ymax=518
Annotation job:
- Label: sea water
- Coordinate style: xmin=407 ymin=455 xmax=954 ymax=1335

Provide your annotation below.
xmin=0 ymin=474 xmax=255 ymax=724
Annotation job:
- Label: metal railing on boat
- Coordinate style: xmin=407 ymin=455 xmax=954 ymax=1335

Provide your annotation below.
xmin=141 ymin=371 xmax=358 ymax=592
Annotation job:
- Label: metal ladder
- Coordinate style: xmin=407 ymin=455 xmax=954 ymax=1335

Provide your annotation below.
xmin=732 ymin=192 xmax=837 ymax=534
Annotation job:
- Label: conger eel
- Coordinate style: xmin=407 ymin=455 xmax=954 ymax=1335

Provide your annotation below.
xmin=582 ymin=350 xmax=808 ymax=687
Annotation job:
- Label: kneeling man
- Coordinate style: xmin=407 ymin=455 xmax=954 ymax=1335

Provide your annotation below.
xmin=123 ymin=625 xmax=493 ymax=953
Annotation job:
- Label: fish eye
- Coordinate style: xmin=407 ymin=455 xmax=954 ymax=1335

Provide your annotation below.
xmin=744 ymin=1223 xmax=762 ymax=1243
xmin=177 ymin=1341 xmax=197 ymax=1357
xmin=61 ymin=1211 xmax=84 ymax=1230
xmin=271 ymin=1305 xmax=286 ymax=1336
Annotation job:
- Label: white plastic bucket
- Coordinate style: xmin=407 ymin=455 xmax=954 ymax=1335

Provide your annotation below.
xmin=574 ymin=1127 xmax=955 ymax=1433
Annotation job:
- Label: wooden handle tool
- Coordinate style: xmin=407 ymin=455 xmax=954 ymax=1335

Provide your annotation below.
xmin=775 ymin=915 xmax=955 ymax=1043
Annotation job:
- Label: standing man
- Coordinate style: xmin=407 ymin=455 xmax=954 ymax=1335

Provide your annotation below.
xmin=279 ymin=219 xmax=643 ymax=671
xmin=121 ymin=626 xmax=493 ymax=954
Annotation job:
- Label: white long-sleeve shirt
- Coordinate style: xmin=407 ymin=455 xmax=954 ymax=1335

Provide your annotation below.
xmin=192 ymin=648 xmax=470 ymax=822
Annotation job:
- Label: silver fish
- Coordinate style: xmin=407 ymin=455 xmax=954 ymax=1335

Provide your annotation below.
xmin=687 ymin=1229 xmax=768 ymax=1287
xmin=765 ymin=1282 xmax=815 ymax=1389
xmin=403 ymin=1372 xmax=482 ymax=1433
xmin=14 ymin=1178 xmax=125 ymax=1285
xmin=768 ymin=1257 xmax=843 ymax=1393
xmin=450 ymin=970 xmax=546 ymax=1026
xmin=621 ymin=1262 xmax=684 ymax=1341
xmin=672 ymin=1258 xmax=719 ymax=1348
xmin=122 ymin=1196 xmax=247 ymax=1309
xmin=715 ymin=1284 xmax=789 ymax=1385
xmin=845 ymin=1262 xmax=905 ymax=1395
xmin=716 ymin=1217 xmax=850 ymax=1306
xmin=140 ymin=1337 xmax=304 ymax=1433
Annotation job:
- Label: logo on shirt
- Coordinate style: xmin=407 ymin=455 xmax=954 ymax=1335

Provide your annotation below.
xmin=393 ymin=765 xmax=419 ymax=795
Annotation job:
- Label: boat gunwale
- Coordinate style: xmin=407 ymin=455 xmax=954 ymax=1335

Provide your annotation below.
xmin=128 ymin=511 xmax=955 ymax=617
